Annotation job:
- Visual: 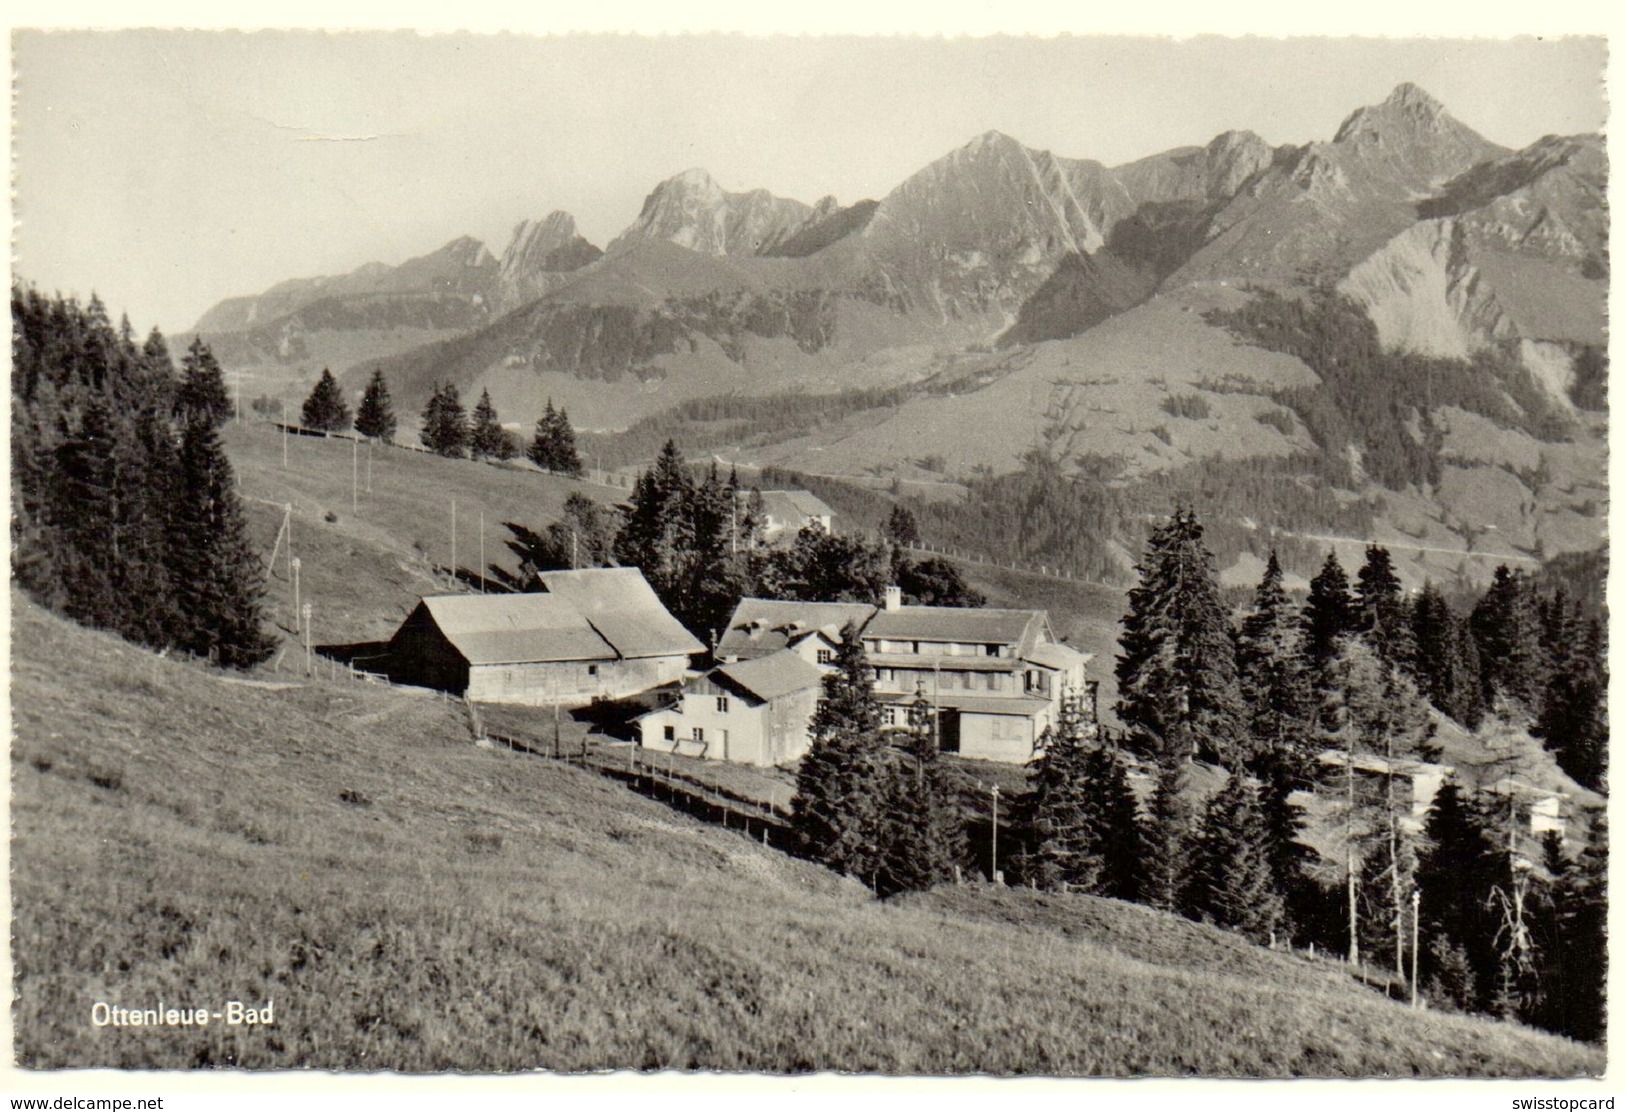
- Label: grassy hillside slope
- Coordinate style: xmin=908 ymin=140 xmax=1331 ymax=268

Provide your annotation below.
xmin=8 ymin=593 xmax=1602 ymax=1075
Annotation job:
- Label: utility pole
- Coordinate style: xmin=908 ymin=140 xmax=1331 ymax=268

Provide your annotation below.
xmin=450 ymin=499 xmax=457 ymax=586
xmin=285 ymin=506 xmax=294 ymax=580
xmin=1347 ymin=753 xmax=1360 ymax=968
xmin=366 ymin=440 xmax=373 ymax=493
xmin=479 ymin=509 xmax=485 ymax=594
xmin=282 ymin=422 xmax=288 ymax=468
xmin=1411 ymin=886 xmax=1422 ymax=1008
xmin=291 ymin=556 xmax=302 ymax=628
xmin=351 ymin=437 xmax=359 ymax=514
xmin=301 ymin=601 xmax=313 ymax=676
xmin=990 ymin=783 xmax=1002 ymax=885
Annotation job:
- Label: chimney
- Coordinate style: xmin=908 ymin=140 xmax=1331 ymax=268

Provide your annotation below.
xmin=884 ymin=585 xmax=902 ymax=612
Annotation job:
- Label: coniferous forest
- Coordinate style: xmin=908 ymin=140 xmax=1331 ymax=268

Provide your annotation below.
xmin=11 ymin=285 xmax=274 ymax=667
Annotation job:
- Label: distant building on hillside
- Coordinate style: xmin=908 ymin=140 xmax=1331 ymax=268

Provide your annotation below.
xmin=1315 ymin=749 xmax=1454 ymax=828
xmin=862 ymin=586 xmax=1091 ymax=763
xmin=638 ymin=649 xmax=825 ymax=766
xmin=743 ymin=489 xmax=836 ymax=544
xmin=714 ymin=598 xmax=878 ymax=665
xmin=1482 ymin=777 xmax=1568 ymax=847
xmin=384 ymin=567 xmax=702 ymax=706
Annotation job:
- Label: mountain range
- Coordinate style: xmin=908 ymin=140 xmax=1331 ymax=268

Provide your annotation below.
xmin=197 ymin=83 xmax=1607 ymax=587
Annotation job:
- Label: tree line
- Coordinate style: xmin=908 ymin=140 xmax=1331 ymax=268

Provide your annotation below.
xmin=500 ymin=439 xmax=983 ymax=640
xmin=296 ymin=368 xmax=585 ymax=474
xmin=11 ymin=286 xmax=273 ymax=667
xmin=787 ymin=507 xmax=1604 ymax=1042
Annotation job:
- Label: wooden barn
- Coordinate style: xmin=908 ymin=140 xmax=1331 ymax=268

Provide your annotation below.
xmin=386 ymin=567 xmax=703 ymax=706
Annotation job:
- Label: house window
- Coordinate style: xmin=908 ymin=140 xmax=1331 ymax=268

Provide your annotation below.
xmin=716 ymin=696 xmax=730 ymax=713
xmin=882 ymin=706 xmax=898 ymax=726
xmin=663 ymin=726 xmax=675 ymax=741
xmin=693 ymin=727 xmax=705 ymax=744
xmin=816 ymin=649 xmax=833 ymax=664
xmin=587 ymin=664 xmax=599 ymax=676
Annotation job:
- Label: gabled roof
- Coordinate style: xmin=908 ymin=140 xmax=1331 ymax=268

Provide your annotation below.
xmin=864 ymin=606 xmax=1046 ymax=652
xmin=536 ymin=568 xmax=704 ymax=659
xmin=1317 ymin=749 xmax=1453 ymax=778
xmin=1024 ymin=642 xmax=1093 ymax=671
xmin=716 ymin=598 xmax=877 ymax=660
xmin=416 ymin=594 xmax=617 ymax=665
xmin=751 ymin=490 xmax=836 ymax=524
xmin=712 ymin=650 xmax=825 ymax=704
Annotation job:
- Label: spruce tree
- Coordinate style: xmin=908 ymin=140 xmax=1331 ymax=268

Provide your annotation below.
xmin=528 ymin=399 xmax=562 ymax=471
xmin=613 ymin=440 xmax=697 ymax=621
xmin=1534 ymin=615 xmax=1606 ymax=792
xmin=553 ymin=405 xmax=584 ymax=477
xmin=1470 ymin=565 xmax=1549 ymax=714
xmin=876 ymin=694 xmax=967 ymax=896
xmin=1085 ymin=741 xmax=1144 ymax=902
xmin=792 ymin=624 xmax=890 ymax=884
xmin=1115 ymin=510 xmax=1248 ymax=767
xmin=1237 ymin=550 xmax=1315 ymax=770
xmin=1409 ymin=583 xmax=1485 ymax=728
xmin=1021 ymin=689 xmax=1101 ymax=891
xmin=419 ymin=381 xmax=468 ymax=458
xmin=1188 ymin=773 xmax=1283 ymax=943
xmin=1355 ymin=544 xmax=1414 ymax=669
xmin=300 ymin=368 xmax=351 ymax=433
xmin=175 ymin=336 xmax=233 ymax=427
xmin=1416 ymin=777 xmax=1501 ymax=1012
xmin=469 ymin=388 xmax=511 ymax=461
xmin=1140 ymin=755 xmax=1194 ymax=913
xmin=1304 ymin=551 xmax=1357 ymax=678
xmin=354 ymin=369 xmax=397 ymax=442
xmin=170 ymin=412 xmax=275 ymax=668
xmin=885 ymin=504 xmax=921 ymax=547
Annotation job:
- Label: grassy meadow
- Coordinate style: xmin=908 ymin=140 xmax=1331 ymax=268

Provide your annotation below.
xmin=8 ymin=590 xmax=1604 ymax=1075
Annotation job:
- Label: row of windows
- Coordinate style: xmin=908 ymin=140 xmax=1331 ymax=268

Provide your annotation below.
xmin=662 ymin=725 xmax=730 ymax=747
xmin=867 ymin=640 xmax=1011 ymax=657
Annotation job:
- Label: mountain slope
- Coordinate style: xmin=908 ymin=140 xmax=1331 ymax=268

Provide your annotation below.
xmin=195 ymin=236 xmax=500 ymax=334
xmin=9 ymin=587 xmax=1602 ymax=1074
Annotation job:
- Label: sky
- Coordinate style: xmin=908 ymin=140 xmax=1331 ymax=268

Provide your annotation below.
xmin=11 ymin=31 xmax=1609 ymax=334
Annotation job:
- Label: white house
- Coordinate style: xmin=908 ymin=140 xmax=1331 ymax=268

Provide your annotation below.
xmin=638 ymin=649 xmax=825 ymax=767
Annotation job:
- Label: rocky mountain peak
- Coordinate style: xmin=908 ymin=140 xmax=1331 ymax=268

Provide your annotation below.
xmin=1333 ymin=82 xmax=1456 ymax=144
xmin=495 ymin=209 xmax=602 ymax=312
xmin=609 ymin=168 xmax=815 ymax=257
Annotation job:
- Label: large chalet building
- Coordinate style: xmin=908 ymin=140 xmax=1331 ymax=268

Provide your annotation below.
xmin=863 ymin=586 xmax=1091 ymax=763
xmin=649 ymin=586 xmax=1091 ymax=767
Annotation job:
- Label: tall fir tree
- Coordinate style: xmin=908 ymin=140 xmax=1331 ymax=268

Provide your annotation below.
xmin=1408 ymin=583 xmax=1485 ymax=728
xmin=613 ymin=440 xmax=697 ymax=621
xmin=1140 ymin=755 xmax=1195 ymax=913
xmin=1115 ymin=510 xmax=1248 ymax=767
xmin=875 ymin=692 xmax=967 ymax=897
xmin=1533 ymin=613 xmax=1607 ymax=792
xmin=300 ymin=368 xmax=351 ymax=433
xmin=469 ymin=388 xmax=512 ymax=461
xmin=1355 ymin=544 xmax=1414 ymax=670
xmin=1236 ymin=550 xmax=1316 ymax=770
xmin=1018 ymin=688 xmax=1103 ymax=892
xmin=792 ymin=624 xmax=890 ymax=885
xmin=419 ymin=381 xmax=468 ymax=458
xmin=354 ymin=369 xmax=397 ymax=442
xmin=1416 ymin=777 xmax=1502 ymax=1013
xmin=1470 ymin=565 xmax=1549 ymax=714
xmin=170 ymin=412 xmax=275 ymax=668
xmin=1187 ymin=773 xmax=1284 ymax=943
xmin=175 ymin=336 xmax=233 ymax=428
xmin=1304 ymin=551 xmax=1358 ymax=680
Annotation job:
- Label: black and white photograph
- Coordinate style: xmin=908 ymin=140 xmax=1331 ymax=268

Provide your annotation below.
xmin=5 ymin=14 xmax=1612 ymax=1089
